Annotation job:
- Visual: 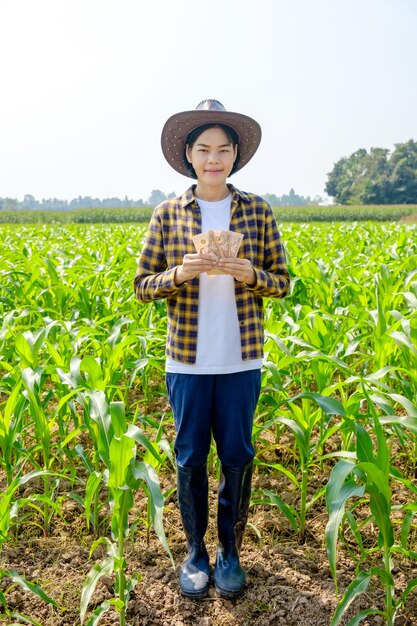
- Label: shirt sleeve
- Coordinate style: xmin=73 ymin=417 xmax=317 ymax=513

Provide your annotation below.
xmin=246 ymin=202 xmax=290 ymax=298
xmin=133 ymin=208 xmax=185 ymax=303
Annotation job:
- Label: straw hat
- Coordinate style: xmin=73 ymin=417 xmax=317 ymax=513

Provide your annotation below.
xmin=161 ymin=99 xmax=262 ymax=177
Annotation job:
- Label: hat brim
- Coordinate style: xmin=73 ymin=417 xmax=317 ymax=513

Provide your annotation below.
xmin=161 ymin=109 xmax=262 ymax=177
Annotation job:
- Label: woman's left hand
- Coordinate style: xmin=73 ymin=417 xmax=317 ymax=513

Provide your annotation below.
xmin=216 ymin=258 xmax=256 ymax=286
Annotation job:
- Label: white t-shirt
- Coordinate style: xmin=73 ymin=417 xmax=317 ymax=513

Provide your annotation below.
xmin=165 ymin=194 xmax=263 ymax=374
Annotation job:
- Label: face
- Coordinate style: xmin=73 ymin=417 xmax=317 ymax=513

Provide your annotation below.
xmin=185 ymin=127 xmax=238 ymax=188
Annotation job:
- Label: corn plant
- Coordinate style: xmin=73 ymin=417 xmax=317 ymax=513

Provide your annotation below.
xmin=253 ymin=391 xmax=347 ymax=542
xmin=0 ymin=381 xmax=27 ymax=487
xmin=326 ymin=414 xmax=417 ymax=625
xmin=79 ymin=406 xmax=174 ymax=626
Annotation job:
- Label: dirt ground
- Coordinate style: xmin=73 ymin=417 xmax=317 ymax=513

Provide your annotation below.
xmin=2 ymin=466 xmax=417 ymax=626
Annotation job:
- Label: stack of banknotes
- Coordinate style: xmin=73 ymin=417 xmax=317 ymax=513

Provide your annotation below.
xmin=192 ymin=230 xmax=243 ymax=275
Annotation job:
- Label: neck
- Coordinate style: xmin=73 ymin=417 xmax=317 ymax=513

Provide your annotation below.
xmin=194 ymin=182 xmax=230 ymax=202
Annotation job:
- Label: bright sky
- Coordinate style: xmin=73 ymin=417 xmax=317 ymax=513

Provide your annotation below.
xmin=1 ymin=0 xmax=416 ymax=202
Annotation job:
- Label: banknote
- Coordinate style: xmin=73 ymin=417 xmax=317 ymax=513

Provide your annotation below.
xmin=192 ymin=230 xmax=244 ymax=276
xmin=192 ymin=230 xmax=243 ymax=258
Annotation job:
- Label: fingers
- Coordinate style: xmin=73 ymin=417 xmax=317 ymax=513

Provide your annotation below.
xmin=179 ymin=253 xmax=219 ymax=281
xmin=216 ymin=258 xmax=254 ymax=283
xmin=178 ymin=255 xmax=255 ymax=284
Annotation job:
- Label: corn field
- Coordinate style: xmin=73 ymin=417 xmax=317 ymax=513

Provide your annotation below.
xmin=1 ymin=221 xmax=417 ymax=626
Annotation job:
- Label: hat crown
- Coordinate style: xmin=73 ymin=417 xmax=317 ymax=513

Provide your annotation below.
xmin=195 ymin=99 xmax=226 ymax=112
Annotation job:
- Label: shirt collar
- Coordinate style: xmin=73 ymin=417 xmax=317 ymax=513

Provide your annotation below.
xmin=180 ymin=184 xmax=250 ymax=208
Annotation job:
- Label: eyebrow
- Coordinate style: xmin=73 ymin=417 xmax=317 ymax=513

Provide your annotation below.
xmin=196 ymin=142 xmax=232 ymax=148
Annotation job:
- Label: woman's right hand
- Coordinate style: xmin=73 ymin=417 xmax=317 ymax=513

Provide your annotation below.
xmin=174 ymin=253 xmax=217 ymax=285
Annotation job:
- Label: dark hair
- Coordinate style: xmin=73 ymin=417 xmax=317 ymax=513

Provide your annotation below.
xmin=183 ymin=123 xmax=240 ymax=179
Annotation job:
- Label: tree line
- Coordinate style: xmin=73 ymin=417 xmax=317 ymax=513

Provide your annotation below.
xmin=0 ymin=189 xmax=175 ymax=211
xmin=0 ymin=189 xmax=318 ymax=211
xmin=326 ymin=139 xmax=417 ymax=204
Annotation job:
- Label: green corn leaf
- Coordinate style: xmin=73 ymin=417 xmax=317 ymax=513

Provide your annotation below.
xmin=75 ymin=444 xmax=94 ymax=473
xmin=108 ymin=436 xmax=136 ymax=489
xmin=131 ymin=460 xmax=175 ymax=567
xmin=326 ymin=460 xmax=357 ymax=515
xmin=14 ymin=334 xmax=35 ymax=368
xmin=110 ymin=401 xmax=126 ymax=437
xmin=368 ymin=565 xmax=394 ymax=587
xmin=306 ymin=484 xmax=327 ymax=509
xmin=355 ymin=462 xmax=392 ymax=514
xmin=255 ymin=460 xmax=300 ymax=489
xmin=326 ymin=460 xmax=365 ymax=587
xmin=400 ymin=577 xmax=417 ymax=606
xmin=252 ymin=489 xmax=299 ymax=532
xmin=330 ymin=571 xmax=371 ymax=626
xmin=84 ymin=600 xmax=111 ymax=626
xmin=0 ymin=613 xmax=45 ymax=626
xmin=8 ymin=570 xmax=62 ymax=608
xmin=391 ymin=545 xmax=417 ymax=561
xmin=56 ymin=387 xmax=85 ymax=412
xmin=373 ymin=415 xmax=389 ymax=477
xmin=81 ymin=355 xmax=105 ymax=389
xmin=288 ymin=392 xmax=346 ymax=417
xmin=390 ymin=330 xmax=417 ymax=355
xmin=1 ymin=380 xmax=23 ymax=433
xmin=388 ymin=393 xmax=417 ymax=416
xmin=346 ymin=609 xmax=383 ymax=625
xmin=355 ymin=465 xmax=394 ymax=550
xmin=124 ymin=424 xmax=163 ymax=464
xmin=400 ymin=510 xmax=414 ymax=549
xmin=369 ymin=393 xmax=393 ymax=415
xmin=80 ymin=556 xmax=114 ymax=625
xmin=379 ymin=415 xmax=417 ymax=435
xmin=158 ymin=438 xmax=175 ymax=469
xmin=276 ymin=416 xmax=308 ymax=460
xmin=345 ymin=511 xmax=364 ymax=552
xmin=84 ymin=471 xmax=103 ymax=531
xmin=89 ymin=391 xmax=113 ymax=466
xmin=60 ymin=426 xmax=84 ymax=449
xmin=126 ymin=572 xmax=141 ymax=593
xmin=70 ymin=356 xmax=85 ymax=386
xmin=110 ymin=488 xmax=134 ymax=541
xmin=355 ymin=424 xmax=374 ymax=464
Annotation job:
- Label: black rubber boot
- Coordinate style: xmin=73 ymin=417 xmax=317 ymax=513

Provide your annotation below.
xmin=177 ymin=464 xmax=211 ymax=598
xmin=214 ymin=461 xmax=253 ymax=598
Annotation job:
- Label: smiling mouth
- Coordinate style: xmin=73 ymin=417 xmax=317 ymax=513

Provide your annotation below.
xmin=205 ymin=169 xmax=222 ymax=173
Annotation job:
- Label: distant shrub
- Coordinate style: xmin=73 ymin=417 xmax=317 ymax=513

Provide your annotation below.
xmin=272 ymin=204 xmax=417 ymax=222
xmin=0 ymin=207 xmax=154 ymax=224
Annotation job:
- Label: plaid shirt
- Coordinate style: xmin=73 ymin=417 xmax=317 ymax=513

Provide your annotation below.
xmin=134 ymin=184 xmax=290 ymax=364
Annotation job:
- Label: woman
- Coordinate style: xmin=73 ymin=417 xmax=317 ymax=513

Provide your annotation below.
xmin=134 ymin=99 xmax=290 ymax=599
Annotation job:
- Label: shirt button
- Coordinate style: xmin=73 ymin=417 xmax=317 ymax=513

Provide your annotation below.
xmin=240 ymin=321 xmax=245 ymax=326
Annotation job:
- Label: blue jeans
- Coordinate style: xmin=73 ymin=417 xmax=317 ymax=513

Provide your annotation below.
xmin=166 ymin=369 xmax=262 ymax=468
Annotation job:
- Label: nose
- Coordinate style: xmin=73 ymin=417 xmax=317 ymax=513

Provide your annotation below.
xmin=207 ymin=151 xmax=220 ymax=163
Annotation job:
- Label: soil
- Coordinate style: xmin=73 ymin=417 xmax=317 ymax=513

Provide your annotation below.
xmin=1 ymin=391 xmax=417 ymax=625
xmin=1 ymin=465 xmax=417 ymax=626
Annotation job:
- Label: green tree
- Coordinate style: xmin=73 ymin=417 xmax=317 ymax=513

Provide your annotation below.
xmin=326 ymin=140 xmax=417 ymax=204
xmin=148 ymin=189 xmax=167 ymax=206
xmin=389 ymin=140 xmax=417 ymax=204
xmin=3 ymin=198 xmax=20 ymax=210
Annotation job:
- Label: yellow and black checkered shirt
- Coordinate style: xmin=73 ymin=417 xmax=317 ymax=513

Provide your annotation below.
xmin=134 ymin=184 xmax=290 ymax=364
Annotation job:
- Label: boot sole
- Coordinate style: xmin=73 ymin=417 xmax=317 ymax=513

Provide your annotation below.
xmin=214 ymin=583 xmax=244 ymax=599
xmin=180 ymin=585 xmax=210 ymax=600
